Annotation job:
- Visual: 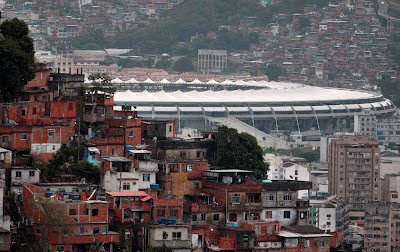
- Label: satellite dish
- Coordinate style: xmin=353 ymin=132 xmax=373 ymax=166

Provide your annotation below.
xmin=153 ymin=137 xmax=157 ymax=142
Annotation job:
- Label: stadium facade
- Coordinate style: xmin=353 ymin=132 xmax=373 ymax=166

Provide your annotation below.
xmin=102 ymin=78 xmax=396 ymax=135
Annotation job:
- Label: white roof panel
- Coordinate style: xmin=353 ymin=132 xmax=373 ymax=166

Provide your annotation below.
xmin=359 ymin=103 xmax=372 ymax=109
xmin=251 ymin=107 xmax=272 ymax=112
xmin=329 ymin=104 xmax=347 ymax=110
xmin=345 ymin=104 xmax=361 ymax=110
xmin=227 ymin=107 xmax=249 ymax=112
xmin=293 ymin=106 xmax=312 ymax=111
xmin=272 ymin=106 xmax=292 ymax=112
xmin=312 ymin=105 xmax=331 ymax=111
xmin=179 ymin=107 xmax=203 ymax=112
xmin=371 ymin=102 xmax=383 ymax=108
xmin=203 ymin=107 xmax=226 ymax=112
xmin=154 ymin=106 xmax=177 ymax=112
xmin=136 ymin=106 xmax=153 ymax=112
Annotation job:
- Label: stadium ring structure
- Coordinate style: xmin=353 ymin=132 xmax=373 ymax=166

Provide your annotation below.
xmin=92 ymin=78 xmax=396 ymax=136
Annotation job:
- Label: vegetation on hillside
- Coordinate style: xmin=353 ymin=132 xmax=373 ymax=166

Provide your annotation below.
xmin=216 ymin=126 xmax=269 ymax=180
xmin=72 ymin=0 xmax=271 ymax=53
xmin=0 ymin=18 xmax=35 ymax=102
xmin=378 ymin=74 xmax=400 ymax=107
xmin=270 ymin=0 xmax=330 ymax=14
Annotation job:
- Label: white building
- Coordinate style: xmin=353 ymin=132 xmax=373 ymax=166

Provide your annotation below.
xmin=11 ymin=167 xmax=40 ymax=193
xmin=101 ymin=154 xmax=158 ymax=192
xmin=266 ymin=156 xmax=310 ymax=198
xmin=354 ymin=111 xmax=377 ymax=139
xmin=309 ymin=198 xmax=349 ymax=234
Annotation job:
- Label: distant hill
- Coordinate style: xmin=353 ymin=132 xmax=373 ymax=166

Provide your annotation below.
xmin=72 ymin=0 xmax=331 ymax=53
xmin=72 ymin=0 xmax=271 ymax=53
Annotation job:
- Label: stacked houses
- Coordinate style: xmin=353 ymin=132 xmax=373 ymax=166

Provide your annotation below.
xmin=0 ymin=64 xmax=342 ymax=251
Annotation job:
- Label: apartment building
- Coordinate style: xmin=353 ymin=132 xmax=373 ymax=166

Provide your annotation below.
xmin=198 ymin=49 xmax=228 ymax=74
xmin=328 ymin=136 xmax=381 ymax=210
xmin=354 ymin=111 xmax=377 ymax=140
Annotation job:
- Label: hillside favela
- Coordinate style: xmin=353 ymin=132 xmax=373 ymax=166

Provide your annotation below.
xmin=2 ymin=0 xmax=400 ymax=251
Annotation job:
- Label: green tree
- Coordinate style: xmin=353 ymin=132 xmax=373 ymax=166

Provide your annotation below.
xmin=35 ymin=146 xmax=100 ymax=183
xmin=0 ymin=18 xmax=35 ymax=102
xmin=378 ymin=74 xmax=400 ymax=107
xmin=155 ymin=59 xmax=171 ymax=70
xmin=173 ymin=57 xmax=194 ymax=73
xmin=298 ymin=17 xmax=310 ymax=34
xmin=265 ymin=64 xmax=283 ymax=81
xmin=216 ymin=126 xmax=269 ymax=179
xmin=147 ymin=245 xmax=173 ymax=252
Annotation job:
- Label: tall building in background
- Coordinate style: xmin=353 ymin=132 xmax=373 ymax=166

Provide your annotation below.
xmin=354 ymin=111 xmax=377 ymax=140
xmin=328 ymin=136 xmax=381 ymax=210
xmin=198 ymin=49 xmax=227 ymax=74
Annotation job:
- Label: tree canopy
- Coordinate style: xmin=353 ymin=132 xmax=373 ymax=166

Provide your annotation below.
xmin=35 ymin=146 xmax=100 ymax=183
xmin=265 ymin=64 xmax=283 ymax=81
xmin=216 ymin=126 xmax=269 ymax=180
xmin=0 ymin=18 xmax=35 ymax=102
xmin=378 ymin=74 xmax=400 ymax=107
xmin=173 ymin=57 xmax=194 ymax=73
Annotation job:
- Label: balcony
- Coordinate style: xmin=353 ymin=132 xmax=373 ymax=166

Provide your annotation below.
xmin=150 ymin=239 xmax=191 ymax=249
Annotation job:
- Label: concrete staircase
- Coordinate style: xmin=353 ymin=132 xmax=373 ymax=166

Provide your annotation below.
xmin=206 ymin=116 xmax=287 ymax=148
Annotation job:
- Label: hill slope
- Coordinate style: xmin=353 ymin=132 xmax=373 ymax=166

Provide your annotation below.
xmin=72 ymin=0 xmax=271 ymax=52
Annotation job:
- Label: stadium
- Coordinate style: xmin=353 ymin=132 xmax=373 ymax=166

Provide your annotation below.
xmin=105 ymin=78 xmax=396 ymax=136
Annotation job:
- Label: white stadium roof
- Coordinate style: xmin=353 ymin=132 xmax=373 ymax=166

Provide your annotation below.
xmin=114 ymin=83 xmax=380 ymax=104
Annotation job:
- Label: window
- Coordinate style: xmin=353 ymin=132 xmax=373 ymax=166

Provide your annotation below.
xmin=169 ymin=125 xmax=172 ymax=132
xmin=265 ymin=211 xmax=272 ymax=219
xmin=295 ymin=170 xmax=298 ymax=175
xmin=93 ymin=227 xmax=100 ymax=234
xmin=185 ymin=165 xmax=192 ymax=172
xmin=33 ymin=108 xmax=36 ymax=114
xmin=15 ymin=171 xmax=21 ymax=178
xmin=48 ymin=129 xmax=55 ymax=137
xmin=283 ymin=194 xmax=292 ymax=201
xmin=327 ymin=214 xmax=331 ymax=218
xmin=201 ymin=213 xmax=206 ymax=221
xmin=69 ymin=209 xmax=77 ymax=215
xmin=125 ymin=231 xmax=131 ymax=239
xmin=232 ymin=194 xmax=241 ymax=204
xmin=196 ymin=151 xmax=201 ymax=158
xmin=284 ymin=211 xmax=291 ymax=219
xmin=158 ymin=210 xmax=165 ymax=216
xmin=122 ymin=182 xmax=130 ymax=190
xmin=192 ymin=214 xmax=197 ymax=221
xmin=128 ymin=130 xmax=133 ymax=137
xmin=79 ymin=227 xmax=84 ymax=234
xmin=56 ymin=245 xmax=64 ymax=251
xmin=266 ymin=194 xmax=274 ymax=201
xmin=393 ymin=194 xmax=399 ymax=199
xmin=29 ymin=171 xmax=35 ymax=177
xmin=20 ymin=134 xmax=27 ymax=140
xmin=92 ymin=209 xmax=98 ymax=216
xmin=170 ymin=209 xmax=178 ymax=217
xmin=327 ymin=222 xmax=331 ymax=226
xmin=2 ymin=136 xmax=8 ymax=143
xmin=213 ymin=213 xmax=220 ymax=222
xmin=22 ymin=109 xmax=26 ymax=116
xmin=143 ymin=174 xmax=150 ymax=182
xmin=172 ymin=232 xmax=181 ymax=240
